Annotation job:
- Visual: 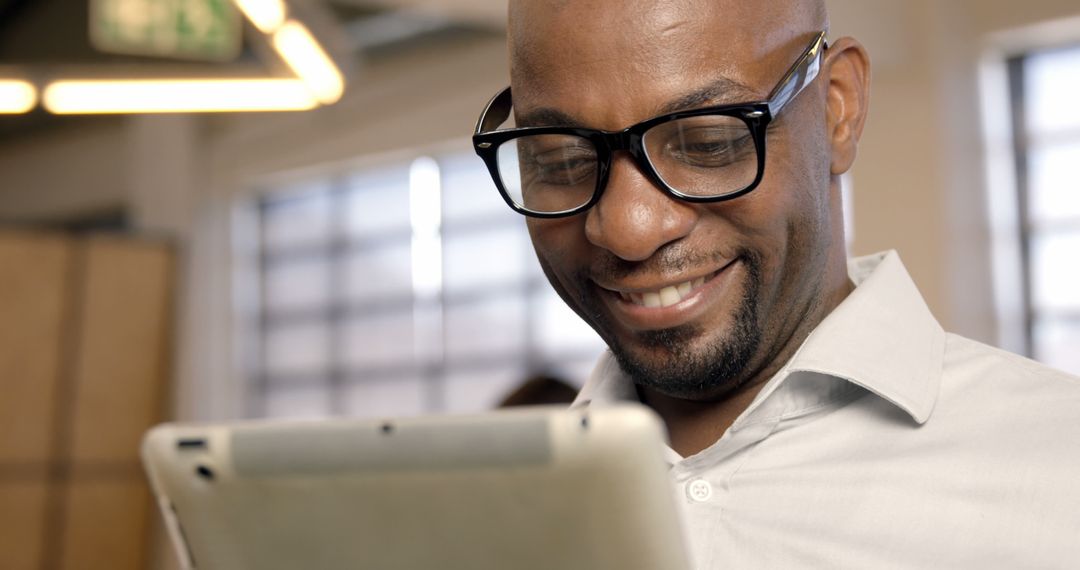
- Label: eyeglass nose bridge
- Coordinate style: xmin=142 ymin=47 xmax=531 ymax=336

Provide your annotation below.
xmin=598 ymin=128 xmax=648 ymax=157
xmin=592 ymin=129 xmax=669 ymax=198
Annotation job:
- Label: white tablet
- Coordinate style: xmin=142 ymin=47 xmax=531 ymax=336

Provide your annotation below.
xmin=141 ymin=404 xmax=691 ymax=570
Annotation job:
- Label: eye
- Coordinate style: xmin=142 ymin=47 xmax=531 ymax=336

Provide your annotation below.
xmin=522 ymin=141 xmax=597 ymax=186
xmin=665 ymin=127 xmax=755 ymax=167
xmin=644 ymin=114 xmax=758 ymax=172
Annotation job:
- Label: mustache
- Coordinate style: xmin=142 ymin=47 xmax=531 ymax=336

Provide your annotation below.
xmin=584 ymin=243 xmax=750 ymax=282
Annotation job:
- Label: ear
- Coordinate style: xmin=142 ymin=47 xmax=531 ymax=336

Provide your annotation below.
xmin=822 ymin=37 xmax=871 ymax=175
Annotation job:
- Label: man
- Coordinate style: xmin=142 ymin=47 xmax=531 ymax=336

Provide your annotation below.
xmin=473 ymin=0 xmax=1080 ymax=567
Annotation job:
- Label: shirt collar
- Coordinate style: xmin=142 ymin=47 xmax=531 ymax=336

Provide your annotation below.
xmin=774 ymin=250 xmax=944 ymax=424
xmin=572 ymin=250 xmax=945 ymax=426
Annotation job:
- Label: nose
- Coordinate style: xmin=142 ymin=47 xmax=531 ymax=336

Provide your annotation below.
xmin=583 ymin=155 xmax=699 ymax=261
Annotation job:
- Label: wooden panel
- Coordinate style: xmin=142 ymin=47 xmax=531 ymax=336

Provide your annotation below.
xmin=0 ymin=230 xmax=72 ymax=463
xmin=59 ymin=478 xmax=152 ymax=570
xmin=69 ymin=236 xmax=174 ymax=463
xmin=0 ymin=481 xmax=49 ymax=570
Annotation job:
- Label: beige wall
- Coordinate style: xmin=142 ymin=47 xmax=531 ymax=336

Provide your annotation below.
xmin=829 ymin=0 xmax=1079 ymax=346
xmin=0 ymin=120 xmax=128 ymax=221
xmin=2 ymin=1 xmax=1080 ymax=422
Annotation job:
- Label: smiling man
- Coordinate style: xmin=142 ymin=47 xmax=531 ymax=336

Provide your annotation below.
xmin=473 ymin=0 xmax=1080 ymax=567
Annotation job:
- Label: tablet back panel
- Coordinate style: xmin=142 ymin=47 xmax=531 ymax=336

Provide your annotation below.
xmin=142 ymin=405 xmax=690 ymax=570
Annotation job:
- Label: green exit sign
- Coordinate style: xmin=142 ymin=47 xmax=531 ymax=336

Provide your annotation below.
xmin=90 ymin=0 xmax=242 ymax=62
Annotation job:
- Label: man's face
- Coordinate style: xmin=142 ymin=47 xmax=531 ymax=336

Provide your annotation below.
xmin=510 ymin=0 xmax=840 ymax=400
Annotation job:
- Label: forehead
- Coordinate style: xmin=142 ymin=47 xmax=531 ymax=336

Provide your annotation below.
xmin=509 ymin=0 xmax=806 ymax=128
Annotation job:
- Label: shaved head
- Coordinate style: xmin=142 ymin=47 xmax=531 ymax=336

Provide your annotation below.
xmin=509 ymin=0 xmax=828 ymax=110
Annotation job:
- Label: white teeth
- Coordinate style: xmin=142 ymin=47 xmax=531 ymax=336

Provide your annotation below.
xmin=622 ymin=276 xmax=709 ymax=308
xmin=659 ymin=286 xmax=681 ymax=307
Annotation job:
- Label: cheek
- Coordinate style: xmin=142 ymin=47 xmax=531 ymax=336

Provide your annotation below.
xmin=717 ymin=134 xmax=832 ymax=288
xmin=527 ymin=218 xmax=572 ymax=264
xmin=761 ymin=173 xmax=832 ymax=313
xmin=527 ymin=217 xmax=590 ymax=289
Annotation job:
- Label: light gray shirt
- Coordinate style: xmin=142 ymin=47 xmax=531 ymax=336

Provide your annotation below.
xmin=573 ymin=250 xmax=1080 ymax=569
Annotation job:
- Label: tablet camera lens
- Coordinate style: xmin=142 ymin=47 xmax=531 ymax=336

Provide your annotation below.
xmin=195 ymin=465 xmax=215 ymax=481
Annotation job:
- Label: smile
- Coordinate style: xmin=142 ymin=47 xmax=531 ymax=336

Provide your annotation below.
xmin=616 ymin=275 xmax=711 ymax=308
xmin=593 ymin=258 xmax=742 ymax=332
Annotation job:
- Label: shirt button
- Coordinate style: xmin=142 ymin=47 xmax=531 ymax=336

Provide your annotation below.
xmin=686 ymin=478 xmax=713 ymax=503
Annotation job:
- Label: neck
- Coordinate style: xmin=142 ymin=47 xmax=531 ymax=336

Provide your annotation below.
xmin=640 ymin=377 xmax=771 ymax=457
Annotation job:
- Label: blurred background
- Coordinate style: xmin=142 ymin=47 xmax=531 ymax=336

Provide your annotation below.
xmin=1 ymin=0 xmax=1078 ymax=568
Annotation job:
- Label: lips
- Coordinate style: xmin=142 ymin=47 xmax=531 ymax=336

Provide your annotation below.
xmin=595 ymin=258 xmax=740 ymax=331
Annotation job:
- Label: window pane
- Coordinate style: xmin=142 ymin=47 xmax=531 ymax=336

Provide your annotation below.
xmin=1029 ymin=140 xmax=1080 ymax=225
xmin=1033 ymin=319 xmax=1080 ymax=376
xmin=343 ymin=243 xmax=414 ymax=302
xmin=262 ymin=189 xmax=333 ymax=250
xmin=341 ymin=312 xmax=418 ymax=369
xmin=441 ymin=153 xmax=518 ymax=226
xmin=534 ymin=287 xmax=607 ymax=358
xmin=1031 ymin=229 xmax=1080 ymax=311
xmin=442 ymin=366 xmax=526 ymax=413
xmin=264 ymin=323 xmax=331 ymax=376
xmin=251 ymin=146 xmax=579 ymax=420
xmin=264 ymin=257 xmax=330 ymax=313
xmin=444 ymin=296 xmax=527 ymax=359
xmin=1026 ymin=46 xmax=1080 ymax=135
xmin=264 ymin=388 xmax=331 ymax=419
xmin=443 ymin=227 xmax=529 ymax=293
xmin=344 ymin=377 xmax=427 ymax=418
xmin=344 ymin=166 xmax=412 ymax=239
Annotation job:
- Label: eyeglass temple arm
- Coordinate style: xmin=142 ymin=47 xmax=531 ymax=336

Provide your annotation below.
xmin=767 ymin=31 xmax=828 ymax=117
xmin=475 ymin=86 xmax=514 ymax=134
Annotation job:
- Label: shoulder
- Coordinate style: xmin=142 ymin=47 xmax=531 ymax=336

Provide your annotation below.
xmin=938 ymin=333 xmax=1080 ymax=426
xmin=943 ymin=333 xmax=1079 ymax=387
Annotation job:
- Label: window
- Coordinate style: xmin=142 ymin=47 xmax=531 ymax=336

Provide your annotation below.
xmin=247 ymin=149 xmax=606 ymax=419
xmin=1008 ymin=44 xmax=1080 ymax=375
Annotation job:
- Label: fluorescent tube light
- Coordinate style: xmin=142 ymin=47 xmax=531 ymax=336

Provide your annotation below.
xmin=272 ymin=20 xmax=344 ymax=104
xmin=233 ymin=0 xmax=287 ymax=34
xmin=409 ymin=156 xmax=443 ymax=300
xmin=42 ymin=79 xmax=318 ymax=114
xmin=0 ymin=80 xmax=37 ymax=113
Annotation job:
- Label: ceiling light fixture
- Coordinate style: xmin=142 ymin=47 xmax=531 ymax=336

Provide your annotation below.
xmin=0 ymin=80 xmax=37 ymax=114
xmin=234 ymin=0 xmax=287 ymax=34
xmin=42 ymin=79 xmax=318 ymax=114
xmin=272 ymin=20 xmax=345 ymax=104
xmin=2 ymin=0 xmax=347 ymax=115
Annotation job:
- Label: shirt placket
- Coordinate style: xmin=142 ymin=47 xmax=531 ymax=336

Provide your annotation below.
xmin=668 ymin=415 xmax=783 ymax=512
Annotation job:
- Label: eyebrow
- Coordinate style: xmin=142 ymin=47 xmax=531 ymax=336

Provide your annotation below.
xmin=517 ymin=107 xmax=583 ymax=128
xmin=659 ymin=76 xmax=762 ymax=115
xmin=515 ymin=76 xmax=763 ymax=130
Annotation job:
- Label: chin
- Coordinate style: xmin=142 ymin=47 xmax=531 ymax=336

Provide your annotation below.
xmin=609 ymin=308 xmax=762 ymax=400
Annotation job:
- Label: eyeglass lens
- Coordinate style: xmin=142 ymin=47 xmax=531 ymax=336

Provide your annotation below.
xmin=497 ymin=134 xmax=599 ymax=214
xmin=642 ymin=115 xmax=758 ymax=198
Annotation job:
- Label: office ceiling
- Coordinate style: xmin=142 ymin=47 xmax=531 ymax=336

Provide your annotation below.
xmin=0 ymin=0 xmax=503 ymax=138
xmin=0 ymin=0 xmax=500 ymax=64
xmin=331 ymin=0 xmax=504 ymax=28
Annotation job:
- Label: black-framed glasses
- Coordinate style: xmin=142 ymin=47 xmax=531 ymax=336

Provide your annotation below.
xmin=472 ymin=31 xmax=828 ymax=218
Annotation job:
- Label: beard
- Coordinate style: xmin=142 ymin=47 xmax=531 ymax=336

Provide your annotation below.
xmin=576 ymin=249 xmax=764 ymax=400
